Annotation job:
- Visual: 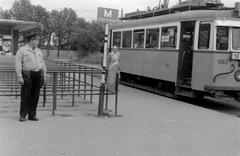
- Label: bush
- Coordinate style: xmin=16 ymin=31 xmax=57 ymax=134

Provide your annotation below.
xmin=79 ymin=52 xmax=103 ymax=64
xmin=40 ymin=44 xmax=57 ymax=50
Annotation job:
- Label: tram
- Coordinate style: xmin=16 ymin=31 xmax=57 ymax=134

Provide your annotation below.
xmin=108 ymin=0 xmax=240 ymax=101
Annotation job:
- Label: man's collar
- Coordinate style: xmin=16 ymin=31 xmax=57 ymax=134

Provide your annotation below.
xmin=25 ymin=44 xmax=37 ymax=53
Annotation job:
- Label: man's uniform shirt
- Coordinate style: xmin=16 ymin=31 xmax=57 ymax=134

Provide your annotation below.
xmin=15 ymin=44 xmax=47 ymax=79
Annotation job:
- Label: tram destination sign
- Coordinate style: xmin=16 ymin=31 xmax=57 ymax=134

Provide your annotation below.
xmin=97 ymin=7 xmax=119 ymax=23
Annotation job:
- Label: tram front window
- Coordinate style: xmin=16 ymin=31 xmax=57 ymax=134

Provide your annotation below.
xmin=232 ymin=28 xmax=240 ymax=51
xmin=216 ymin=26 xmax=229 ymax=50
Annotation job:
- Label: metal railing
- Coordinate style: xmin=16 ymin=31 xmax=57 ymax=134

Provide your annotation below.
xmin=0 ymin=59 xmax=117 ymax=115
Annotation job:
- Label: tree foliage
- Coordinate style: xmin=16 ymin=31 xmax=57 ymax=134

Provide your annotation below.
xmin=0 ymin=0 xmax=105 ymax=57
xmin=0 ymin=9 xmax=11 ymax=19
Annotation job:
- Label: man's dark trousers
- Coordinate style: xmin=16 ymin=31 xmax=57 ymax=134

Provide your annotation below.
xmin=20 ymin=70 xmax=42 ymax=118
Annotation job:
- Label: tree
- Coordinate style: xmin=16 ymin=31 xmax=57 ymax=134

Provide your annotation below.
xmin=0 ymin=8 xmax=12 ymax=19
xmin=10 ymin=0 xmax=35 ymax=21
xmin=9 ymin=0 xmax=51 ymax=50
xmin=50 ymin=8 xmax=78 ymax=57
xmin=69 ymin=27 xmax=100 ymax=56
xmin=89 ymin=21 xmax=105 ymax=44
xmin=31 ymin=5 xmax=51 ymax=52
xmin=0 ymin=0 xmax=105 ymax=58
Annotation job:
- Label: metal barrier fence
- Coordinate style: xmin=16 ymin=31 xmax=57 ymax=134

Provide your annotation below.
xmin=51 ymin=60 xmax=120 ymax=115
xmin=0 ymin=59 xmax=116 ymax=115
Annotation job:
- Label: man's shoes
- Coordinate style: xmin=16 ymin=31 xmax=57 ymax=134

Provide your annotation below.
xmin=28 ymin=117 xmax=39 ymax=121
xmin=19 ymin=116 xmax=25 ymax=122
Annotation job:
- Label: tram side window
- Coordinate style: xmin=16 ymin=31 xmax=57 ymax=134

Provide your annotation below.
xmin=146 ymin=28 xmax=159 ymax=48
xmin=216 ymin=27 xmax=229 ymax=50
xmin=198 ymin=24 xmax=210 ymax=49
xmin=113 ymin=31 xmax=121 ymax=47
xmin=232 ymin=28 xmax=240 ymax=50
xmin=161 ymin=26 xmax=177 ymax=49
xmin=122 ymin=31 xmax=132 ymax=48
xmin=133 ymin=29 xmax=145 ymax=48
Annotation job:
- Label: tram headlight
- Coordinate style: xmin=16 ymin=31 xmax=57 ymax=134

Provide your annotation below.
xmin=234 ymin=70 xmax=240 ymax=81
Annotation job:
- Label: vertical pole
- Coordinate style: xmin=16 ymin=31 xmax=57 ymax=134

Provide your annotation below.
xmin=84 ymin=67 xmax=87 ymax=99
xmin=105 ymin=87 xmax=108 ymax=110
xmin=105 ymin=68 xmax=109 ymax=110
xmin=68 ymin=70 xmax=70 ymax=90
xmin=90 ymin=68 xmax=93 ymax=103
xmin=61 ymin=72 xmax=63 ymax=99
xmin=121 ymin=9 xmax=123 ymax=22
xmin=43 ymin=84 xmax=46 ymax=107
xmin=72 ymin=72 xmax=75 ymax=106
xmin=52 ymin=72 xmax=57 ymax=115
xmin=78 ymin=66 xmax=81 ymax=97
xmin=115 ymin=73 xmax=119 ymax=115
xmin=10 ymin=72 xmax=13 ymax=93
xmin=98 ymin=23 xmax=109 ymax=116
xmin=15 ymin=75 xmax=17 ymax=99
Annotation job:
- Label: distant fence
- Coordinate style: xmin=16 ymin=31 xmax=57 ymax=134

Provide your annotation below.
xmin=41 ymin=50 xmax=80 ymax=60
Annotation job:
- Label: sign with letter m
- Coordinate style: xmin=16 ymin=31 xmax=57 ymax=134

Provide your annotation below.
xmin=97 ymin=7 xmax=119 ymax=23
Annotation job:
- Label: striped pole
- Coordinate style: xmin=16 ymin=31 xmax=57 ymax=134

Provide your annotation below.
xmin=98 ymin=23 xmax=109 ymax=116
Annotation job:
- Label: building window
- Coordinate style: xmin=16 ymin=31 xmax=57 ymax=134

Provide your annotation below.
xmin=198 ymin=23 xmax=211 ymax=49
xmin=161 ymin=26 xmax=177 ymax=48
xmin=113 ymin=31 xmax=121 ymax=47
xmin=216 ymin=27 xmax=229 ymax=50
xmin=133 ymin=29 xmax=145 ymax=48
xmin=2 ymin=25 xmax=11 ymax=35
xmin=232 ymin=27 xmax=240 ymax=51
xmin=146 ymin=28 xmax=159 ymax=48
xmin=122 ymin=31 xmax=132 ymax=48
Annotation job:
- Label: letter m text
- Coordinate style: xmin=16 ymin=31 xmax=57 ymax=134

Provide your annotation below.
xmin=104 ymin=9 xmax=112 ymax=18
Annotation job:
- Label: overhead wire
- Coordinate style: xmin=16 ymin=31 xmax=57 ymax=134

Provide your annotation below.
xmin=65 ymin=0 xmax=81 ymax=7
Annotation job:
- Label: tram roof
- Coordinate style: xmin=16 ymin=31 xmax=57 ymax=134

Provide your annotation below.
xmin=110 ymin=9 xmax=235 ymax=30
xmin=0 ymin=19 xmax=41 ymax=31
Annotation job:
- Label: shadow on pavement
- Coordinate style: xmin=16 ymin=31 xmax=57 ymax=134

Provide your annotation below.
xmin=178 ymin=96 xmax=240 ymax=118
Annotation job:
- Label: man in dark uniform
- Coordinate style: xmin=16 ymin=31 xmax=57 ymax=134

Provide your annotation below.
xmin=15 ymin=33 xmax=47 ymax=122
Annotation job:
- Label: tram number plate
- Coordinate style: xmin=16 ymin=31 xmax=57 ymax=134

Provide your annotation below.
xmin=231 ymin=52 xmax=240 ymax=60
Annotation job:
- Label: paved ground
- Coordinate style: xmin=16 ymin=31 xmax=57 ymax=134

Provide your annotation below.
xmin=0 ymin=57 xmax=240 ymax=156
xmin=0 ymin=81 xmax=240 ymax=156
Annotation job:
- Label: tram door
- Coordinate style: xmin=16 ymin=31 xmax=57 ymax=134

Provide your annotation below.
xmin=177 ymin=21 xmax=195 ymax=86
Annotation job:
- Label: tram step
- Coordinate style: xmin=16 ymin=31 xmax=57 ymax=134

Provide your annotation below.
xmin=183 ymin=77 xmax=192 ymax=85
xmin=178 ymin=84 xmax=192 ymax=89
xmin=175 ymin=85 xmax=194 ymax=97
xmin=174 ymin=91 xmax=194 ymax=98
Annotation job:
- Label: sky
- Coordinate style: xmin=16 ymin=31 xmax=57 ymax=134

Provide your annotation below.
xmin=0 ymin=0 xmax=238 ymax=21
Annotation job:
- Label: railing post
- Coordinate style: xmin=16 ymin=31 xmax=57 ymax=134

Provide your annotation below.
xmin=98 ymin=84 xmax=105 ymax=116
xmin=78 ymin=65 xmax=81 ymax=96
xmin=15 ymin=74 xmax=18 ymax=99
xmin=61 ymin=72 xmax=64 ymax=99
xmin=115 ymin=74 xmax=119 ymax=115
xmin=105 ymin=86 xmax=108 ymax=110
xmin=52 ymin=72 xmax=58 ymax=115
xmin=90 ymin=68 xmax=93 ymax=103
xmin=84 ymin=67 xmax=87 ymax=99
xmin=43 ymin=84 xmax=46 ymax=107
xmin=72 ymin=72 xmax=75 ymax=106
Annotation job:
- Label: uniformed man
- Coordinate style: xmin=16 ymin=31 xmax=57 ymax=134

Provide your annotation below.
xmin=15 ymin=33 xmax=47 ymax=122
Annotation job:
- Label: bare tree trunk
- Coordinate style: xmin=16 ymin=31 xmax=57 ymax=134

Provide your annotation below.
xmin=46 ymin=32 xmax=52 ymax=58
xmin=57 ymin=31 xmax=60 ymax=57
